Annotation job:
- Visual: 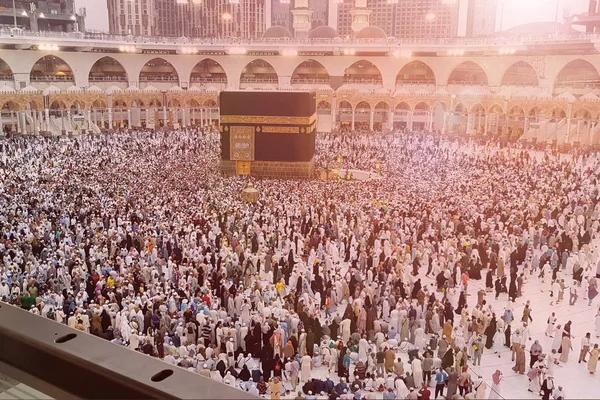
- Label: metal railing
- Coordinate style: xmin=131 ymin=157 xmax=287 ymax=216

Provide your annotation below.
xmin=139 ymin=75 xmax=179 ymax=82
xmin=0 ymin=27 xmax=598 ymax=47
xmin=189 ymin=76 xmax=227 ymax=83
xmin=30 ymin=75 xmax=73 ymax=82
xmin=88 ymin=75 xmax=127 ymax=82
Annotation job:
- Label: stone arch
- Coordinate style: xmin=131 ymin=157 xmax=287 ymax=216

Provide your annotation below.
xmin=344 ymin=60 xmax=382 ymax=85
xmin=139 ymin=58 xmax=179 ymax=83
xmin=396 ymin=61 xmax=436 ymax=85
xmin=91 ymin=99 xmax=107 ymax=108
xmin=49 ymin=100 xmax=67 ymax=110
xmin=1 ymin=100 xmax=20 ymax=110
xmin=488 ymin=104 xmax=503 ymax=114
xmin=548 ymin=107 xmax=567 ymax=119
xmin=555 ymin=59 xmax=600 ymax=89
xmin=30 ymin=55 xmax=74 ymax=82
xmin=528 ymin=106 xmax=542 ymax=117
xmin=414 ymin=102 xmax=430 ymax=112
xmin=508 ymin=105 xmax=525 ymax=116
xmin=486 ymin=103 xmax=504 ymax=114
xmin=471 ymin=103 xmax=485 ymax=114
xmin=89 ymin=56 xmax=128 ymax=83
xmin=240 ymin=59 xmax=279 ymax=84
xmin=147 ymin=99 xmax=162 ymax=107
xmin=375 ymin=101 xmax=389 ymax=110
xmin=190 ymin=58 xmax=228 ymax=84
xmin=188 ymin=99 xmax=201 ymax=107
xmin=448 ymin=61 xmax=488 ymax=86
xmin=339 ymin=101 xmax=352 ymax=109
xmin=454 ymin=103 xmax=467 ymax=113
xmin=70 ymin=101 xmax=83 ymax=111
xmin=395 ymin=102 xmax=411 ymax=111
xmin=112 ymin=99 xmax=128 ymax=108
xmin=501 ymin=61 xmax=539 ymax=87
xmin=204 ymin=99 xmax=218 ymax=107
xmin=572 ymin=108 xmax=592 ymax=120
xmin=318 ymin=100 xmax=331 ymax=109
xmin=27 ymin=101 xmax=41 ymax=110
xmin=169 ymin=99 xmax=182 ymax=107
xmin=291 ymin=59 xmax=330 ymax=84
xmin=431 ymin=101 xmax=448 ymax=112
xmin=0 ymin=58 xmax=13 ymax=80
xmin=131 ymin=100 xmax=144 ymax=107
xmin=355 ymin=101 xmax=371 ymax=111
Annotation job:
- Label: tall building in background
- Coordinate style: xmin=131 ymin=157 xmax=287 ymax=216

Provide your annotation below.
xmin=154 ymin=0 xmax=178 ymax=37
xmin=309 ymin=0 xmax=328 ymax=28
xmin=0 ymin=0 xmax=85 ymax=32
xmin=270 ymin=0 xmax=293 ymax=31
xmin=394 ymin=0 xmax=460 ymax=39
xmin=466 ymin=0 xmax=497 ymax=36
xmin=336 ymin=0 xmax=355 ymax=38
xmin=107 ymin=0 xmax=156 ymax=36
xmin=199 ymin=0 xmax=266 ymax=38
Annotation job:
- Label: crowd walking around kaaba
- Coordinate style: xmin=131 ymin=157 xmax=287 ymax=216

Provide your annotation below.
xmin=1 ymin=128 xmax=600 ymax=399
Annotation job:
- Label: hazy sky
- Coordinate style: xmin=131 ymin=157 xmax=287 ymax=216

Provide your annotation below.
xmin=75 ymin=0 xmax=589 ymax=33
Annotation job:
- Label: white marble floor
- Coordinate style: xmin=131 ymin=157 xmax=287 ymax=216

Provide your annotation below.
xmin=301 ymin=271 xmax=598 ymax=399
xmin=212 ymin=268 xmax=600 ymax=399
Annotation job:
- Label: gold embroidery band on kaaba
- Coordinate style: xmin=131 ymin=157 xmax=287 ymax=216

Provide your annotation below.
xmin=220 ymin=114 xmax=316 ymax=125
xmin=261 ymin=126 xmax=301 ymax=134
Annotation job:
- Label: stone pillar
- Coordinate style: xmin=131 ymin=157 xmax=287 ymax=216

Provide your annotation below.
xmin=127 ymin=109 xmax=132 ymax=128
xmin=16 ymin=111 xmax=21 ymax=133
xmin=32 ymin=111 xmax=38 ymax=135
xmin=163 ymin=105 xmax=167 ymax=126
xmin=524 ymin=117 xmax=529 ymax=136
xmin=408 ymin=112 xmax=413 ymax=131
xmin=192 ymin=108 xmax=195 ymax=126
xmin=108 ymin=108 xmax=113 ymax=129
xmin=0 ymin=111 xmax=3 ymax=134
xmin=200 ymin=109 xmax=204 ymax=126
xmin=388 ymin=111 xmax=394 ymax=131
xmin=331 ymin=97 xmax=337 ymax=126
xmin=61 ymin=111 xmax=66 ymax=134
xmin=351 ymin=110 xmax=355 ymax=131
xmin=369 ymin=110 xmax=374 ymax=131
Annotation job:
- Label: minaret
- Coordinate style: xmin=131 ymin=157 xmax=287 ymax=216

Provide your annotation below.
xmin=350 ymin=0 xmax=371 ymax=36
xmin=292 ymin=0 xmax=313 ymax=38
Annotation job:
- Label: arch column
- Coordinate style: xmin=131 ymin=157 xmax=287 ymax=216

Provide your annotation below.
xmin=278 ymin=76 xmax=291 ymax=89
xmin=351 ymin=110 xmax=355 ymax=131
xmin=369 ymin=110 xmax=374 ymax=130
xmin=408 ymin=112 xmax=413 ymax=131
xmin=331 ymin=97 xmax=337 ymax=126
xmin=388 ymin=110 xmax=394 ymax=131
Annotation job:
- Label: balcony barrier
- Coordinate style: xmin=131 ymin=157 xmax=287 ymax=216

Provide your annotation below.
xmin=0 ymin=304 xmax=255 ymax=400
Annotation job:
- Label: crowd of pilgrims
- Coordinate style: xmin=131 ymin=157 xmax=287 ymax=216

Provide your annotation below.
xmin=2 ymin=128 xmax=600 ymax=400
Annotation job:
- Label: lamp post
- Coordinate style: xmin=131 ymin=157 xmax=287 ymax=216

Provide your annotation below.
xmin=12 ymin=0 xmax=17 ymax=29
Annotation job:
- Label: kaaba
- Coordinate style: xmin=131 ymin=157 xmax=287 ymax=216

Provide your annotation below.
xmin=219 ymin=91 xmax=316 ymax=179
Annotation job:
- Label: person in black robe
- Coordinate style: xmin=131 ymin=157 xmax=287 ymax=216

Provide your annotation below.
xmin=508 ymin=277 xmax=517 ymax=301
xmin=455 ymin=291 xmax=466 ymax=315
xmin=486 ymin=270 xmax=493 ymax=291
xmin=330 ymin=318 xmax=339 ymax=340
xmin=504 ymin=324 xmax=511 ymax=348
xmin=441 ymin=348 xmax=454 ymax=370
xmin=306 ymin=329 xmax=315 ymax=356
xmin=485 ymin=316 xmax=497 ymax=349
xmin=337 ymin=343 xmax=347 ymax=378
xmin=261 ymin=344 xmax=274 ymax=380
xmin=273 ymin=354 xmax=284 ymax=378
xmin=239 ymin=365 xmax=251 ymax=382
xmin=411 ymin=279 xmax=422 ymax=299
